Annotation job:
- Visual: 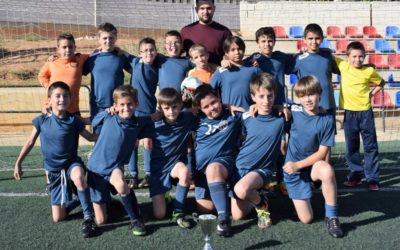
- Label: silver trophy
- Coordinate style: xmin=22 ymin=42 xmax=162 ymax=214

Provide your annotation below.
xmin=195 ymin=214 xmax=217 ymax=250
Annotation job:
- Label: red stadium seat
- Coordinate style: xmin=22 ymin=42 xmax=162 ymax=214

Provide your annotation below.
xmin=273 ymin=26 xmax=289 ymax=38
xmin=387 ymin=54 xmax=400 ymax=69
xmin=357 ymin=40 xmax=375 ymax=53
xmin=345 ymin=26 xmax=363 ymax=38
xmin=368 ymin=54 xmax=389 ymax=69
xmin=327 ymin=26 xmax=345 ymax=38
xmin=336 ymin=40 xmax=349 ymax=53
xmin=372 ymin=91 xmax=394 ymax=108
xmin=363 ymin=26 xmax=382 ymax=38
xmin=296 ymin=39 xmax=307 ymax=51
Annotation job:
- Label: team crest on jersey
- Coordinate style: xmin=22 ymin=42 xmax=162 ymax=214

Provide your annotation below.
xmin=154 ymin=120 xmax=165 ymax=128
xmin=242 ymin=111 xmax=251 ymax=120
xmin=202 ymin=120 xmax=229 ymax=135
xmin=291 ymin=104 xmax=303 ymax=112
xmin=218 ymin=67 xmax=228 ymax=73
xmin=298 ymin=52 xmax=309 ymax=60
xmin=252 ymin=53 xmax=262 ymax=60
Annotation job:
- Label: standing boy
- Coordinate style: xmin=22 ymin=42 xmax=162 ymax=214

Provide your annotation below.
xmin=188 ymin=44 xmax=216 ymax=85
xmin=87 ymin=85 xmax=153 ymax=236
xmin=14 ymin=82 xmax=97 ymax=238
xmin=231 ymin=73 xmax=285 ymax=229
xmin=336 ymin=41 xmax=384 ymax=191
xmin=283 ymin=76 xmax=343 ymax=238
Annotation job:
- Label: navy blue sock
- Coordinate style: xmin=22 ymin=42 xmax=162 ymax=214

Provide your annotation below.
xmin=65 ymin=196 xmax=80 ymax=213
xmin=144 ymin=148 xmax=151 ymax=176
xmin=174 ymin=184 xmax=189 ymax=213
xmin=77 ymin=188 xmax=94 ymax=220
xmin=208 ymin=182 xmax=229 ymax=221
xmin=325 ymin=203 xmax=338 ymax=219
xmin=128 ymin=148 xmax=138 ymax=177
xmin=121 ymin=191 xmax=140 ymax=221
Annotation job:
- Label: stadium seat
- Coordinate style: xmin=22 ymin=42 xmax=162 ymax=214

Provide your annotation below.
xmin=289 ymin=74 xmax=298 ymax=85
xmin=363 ymin=26 xmax=382 ymax=38
xmin=335 ymin=40 xmax=349 ymax=53
xmin=385 ymin=26 xmax=400 ymax=38
xmin=321 ymin=39 xmax=335 ymax=52
xmin=273 ymin=26 xmax=289 ymax=38
xmin=397 ymin=40 xmax=400 ymax=53
xmin=374 ymin=39 xmax=395 ymax=53
xmin=357 ymin=40 xmax=375 ymax=53
xmin=289 ymin=26 xmax=304 ymax=38
xmin=327 ymin=26 xmax=345 ymax=38
xmin=368 ymin=54 xmax=389 ymax=69
xmin=296 ymin=39 xmax=307 ymax=51
xmin=387 ymin=74 xmax=400 ymax=87
xmin=396 ymin=91 xmax=400 ymax=107
xmin=372 ymin=91 xmax=395 ymax=108
xmin=387 ymin=54 xmax=400 ymax=69
xmin=345 ymin=26 xmax=363 ymax=38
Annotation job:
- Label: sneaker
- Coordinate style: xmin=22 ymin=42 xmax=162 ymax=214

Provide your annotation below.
xmin=325 ymin=217 xmax=343 ymax=238
xmin=255 ymin=201 xmax=272 ymax=229
xmin=131 ymin=220 xmax=146 ymax=236
xmin=138 ymin=175 xmax=149 ymax=188
xmin=343 ymin=179 xmax=362 ymax=187
xmin=81 ymin=218 xmax=97 ymax=238
xmin=276 ymin=182 xmax=288 ymax=196
xmin=128 ymin=176 xmax=139 ymax=189
xmin=171 ymin=211 xmax=190 ymax=229
xmin=367 ymin=182 xmax=379 ymax=191
xmin=216 ymin=219 xmax=231 ymax=237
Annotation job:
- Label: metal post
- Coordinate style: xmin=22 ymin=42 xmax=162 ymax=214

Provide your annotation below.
xmin=381 ymin=86 xmax=385 ymax=132
xmin=94 ymin=0 xmax=97 ymax=27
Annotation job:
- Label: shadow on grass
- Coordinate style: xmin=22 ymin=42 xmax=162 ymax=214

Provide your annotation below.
xmin=244 ymin=239 xmax=283 ymax=250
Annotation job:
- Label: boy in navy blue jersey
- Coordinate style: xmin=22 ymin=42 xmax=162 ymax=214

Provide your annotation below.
xmin=231 ymin=73 xmax=285 ymax=229
xmin=284 ymin=76 xmax=343 ymax=238
xmin=14 ymin=82 xmax=97 ymax=238
xmin=149 ymin=88 xmax=194 ymax=229
xmin=83 ymin=22 xmax=131 ymax=134
xmin=192 ymin=84 xmax=242 ymax=237
xmin=210 ymin=36 xmax=262 ymax=110
xmin=87 ymin=85 xmax=153 ymax=236
xmin=126 ymin=37 xmax=159 ymax=189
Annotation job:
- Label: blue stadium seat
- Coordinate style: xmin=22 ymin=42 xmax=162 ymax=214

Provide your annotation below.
xmin=398 ymin=40 xmax=400 ymax=53
xmin=385 ymin=26 xmax=400 ymax=38
xmin=321 ymin=39 xmax=335 ymax=52
xmin=374 ymin=39 xmax=395 ymax=53
xmin=334 ymin=91 xmax=340 ymax=109
xmin=289 ymin=26 xmax=304 ymax=38
xmin=396 ymin=91 xmax=400 ymax=107
xmin=289 ymin=74 xmax=298 ymax=85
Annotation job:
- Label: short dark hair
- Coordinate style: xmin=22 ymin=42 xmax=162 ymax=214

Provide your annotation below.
xmin=158 ymin=88 xmax=182 ymax=107
xmin=304 ymin=23 xmax=324 ymax=38
xmin=196 ymin=0 xmax=214 ymax=7
xmin=223 ymin=36 xmax=245 ymax=53
xmin=98 ymin=22 xmax=117 ymax=36
xmin=250 ymin=73 xmax=277 ymax=96
xmin=48 ymin=81 xmax=70 ymax=97
xmin=194 ymin=84 xmax=219 ymax=106
xmin=139 ymin=37 xmax=157 ymax=51
xmin=112 ymin=85 xmax=138 ymax=104
xmin=57 ymin=32 xmax=75 ymax=46
xmin=255 ymin=27 xmax=276 ymax=42
xmin=165 ymin=30 xmax=182 ymax=41
xmin=346 ymin=41 xmax=365 ymax=55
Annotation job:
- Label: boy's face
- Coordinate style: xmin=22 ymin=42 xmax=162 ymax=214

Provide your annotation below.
xmin=298 ymin=93 xmax=320 ymax=115
xmin=199 ymin=94 xmax=222 ymax=119
xmin=49 ymin=88 xmax=70 ymax=112
xmin=251 ymin=87 xmax=275 ymax=115
xmin=98 ymin=31 xmax=117 ymax=52
xmin=160 ymin=103 xmax=182 ymax=123
xmin=114 ymin=96 xmax=137 ymax=119
xmin=165 ymin=35 xmax=182 ymax=57
xmin=190 ymin=50 xmax=209 ymax=69
xmin=304 ymin=32 xmax=322 ymax=53
xmin=225 ymin=42 xmax=244 ymax=64
xmin=196 ymin=2 xmax=215 ymax=24
xmin=347 ymin=49 xmax=365 ymax=68
xmin=257 ymin=35 xmax=275 ymax=56
xmin=140 ymin=43 xmax=157 ymax=64
xmin=57 ymin=39 xmax=76 ymax=59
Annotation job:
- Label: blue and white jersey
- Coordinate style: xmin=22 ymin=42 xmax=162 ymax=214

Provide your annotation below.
xmin=210 ymin=64 xmax=262 ymax=110
xmin=84 ymin=51 xmax=131 ymax=109
xmin=194 ymin=109 xmax=241 ymax=171
xmin=285 ymin=104 xmax=335 ymax=163
xmin=88 ymin=112 xmax=153 ymax=175
xmin=235 ymin=111 xmax=284 ymax=177
xmin=130 ymin=57 xmax=158 ymax=115
xmin=246 ymin=51 xmax=292 ymax=105
xmin=33 ymin=113 xmax=84 ymax=172
xmin=292 ymin=51 xmax=336 ymax=110
xmin=158 ymin=55 xmax=192 ymax=92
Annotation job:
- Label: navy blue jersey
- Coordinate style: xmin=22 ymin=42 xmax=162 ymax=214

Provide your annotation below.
xmin=292 ymin=51 xmax=336 ymax=110
xmin=246 ymin=52 xmax=292 ymax=105
xmin=235 ymin=111 xmax=284 ymax=177
xmin=88 ymin=112 xmax=153 ymax=175
xmin=158 ymin=55 xmax=192 ymax=92
xmin=33 ymin=113 xmax=84 ymax=172
xmin=210 ymin=65 xmax=262 ymax=110
xmin=84 ymin=51 xmax=131 ymax=109
xmin=285 ymin=104 xmax=335 ymax=163
xmin=194 ymin=109 xmax=241 ymax=171
xmin=130 ymin=57 xmax=158 ymax=114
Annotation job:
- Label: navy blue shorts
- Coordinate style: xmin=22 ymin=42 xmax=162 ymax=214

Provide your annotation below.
xmin=284 ymin=168 xmax=312 ymax=200
xmin=87 ymin=170 xmax=115 ymax=204
xmin=149 ymin=160 xmax=187 ymax=197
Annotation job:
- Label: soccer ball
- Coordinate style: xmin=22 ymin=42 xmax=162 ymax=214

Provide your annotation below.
xmin=180 ymin=76 xmax=203 ymax=100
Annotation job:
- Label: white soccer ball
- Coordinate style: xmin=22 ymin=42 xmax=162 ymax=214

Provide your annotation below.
xmin=180 ymin=76 xmax=203 ymax=99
